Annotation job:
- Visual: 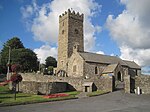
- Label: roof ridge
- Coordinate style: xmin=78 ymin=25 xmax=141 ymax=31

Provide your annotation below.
xmin=79 ymin=51 xmax=119 ymax=58
xmin=78 ymin=51 xmax=140 ymax=69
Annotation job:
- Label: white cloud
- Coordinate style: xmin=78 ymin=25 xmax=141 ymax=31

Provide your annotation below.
xmin=21 ymin=0 xmax=101 ymax=50
xmin=120 ymin=46 xmax=150 ymax=67
xmin=107 ymin=12 xmax=150 ymax=49
xmin=21 ymin=0 xmax=102 ymax=64
xmin=21 ymin=5 xmax=33 ymax=19
xmin=96 ymin=50 xmax=104 ymax=55
xmin=34 ymin=45 xmax=57 ymax=64
xmin=106 ymin=0 xmax=150 ymax=68
xmin=95 ymin=25 xmax=102 ymax=33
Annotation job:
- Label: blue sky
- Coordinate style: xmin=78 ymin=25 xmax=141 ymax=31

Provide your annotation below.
xmin=0 ymin=0 xmax=150 ymax=74
xmin=0 ymin=0 xmax=44 ymax=49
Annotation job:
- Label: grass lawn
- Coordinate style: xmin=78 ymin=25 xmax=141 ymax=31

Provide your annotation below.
xmin=87 ymin=90 xmax=110 ymax=97
xmin=0 ymin=85 xmax=79 ymax=106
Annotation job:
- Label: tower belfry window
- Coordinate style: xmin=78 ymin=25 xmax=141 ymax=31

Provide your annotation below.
xmin=62 ymin=30 xmax=64 ymax=34
xmin=75 ymin=29 xmax=79 ymax=34
xmin=61 ymin=60 xmax=64 ymax=66
xmin=95 ymin=66 xmax=98 ymax=74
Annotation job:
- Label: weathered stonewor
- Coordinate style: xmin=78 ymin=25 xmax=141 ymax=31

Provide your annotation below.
xmin=124 ymin=75 xmax=130 ymax=93
xmin=57 ymin=9 xmax=84 ymax=72
xmin=20 ymin=73 xmax=113 ymax=94
xmin=135 ymin=75 xmax=150 ymax=94
xmin=20 ymin=73 xmax=83 ymax=92
xmin=85 ymin=75 xmax=113 ymax=92
xmin=20 ymin=81 xmax=67 ymax=95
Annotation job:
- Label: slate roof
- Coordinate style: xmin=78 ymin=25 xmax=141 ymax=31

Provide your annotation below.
xmin=123 ymin=60 xmax=141 ymax=69
xmin=79 ymin=52 xmax=141 ymax=69
xmin=79 ymin=52 xmax=127 ymax=66
xmin=102 ymin=64 xmax=118 ymax=74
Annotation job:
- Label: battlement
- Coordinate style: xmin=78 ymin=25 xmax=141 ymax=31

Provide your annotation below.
xmin=59 ymin=9 xmax=84 ymax=22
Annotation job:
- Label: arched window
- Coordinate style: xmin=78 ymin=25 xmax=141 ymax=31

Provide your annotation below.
xmin=73 ymin=65 xmax=76 ymax=72
xmin=62 ymin=30 xmax=64 ymax=34
xmin=95 ymin=66 xmax=98 ymax=74
xmin=75 ymin=29 xmax=79 ymax=34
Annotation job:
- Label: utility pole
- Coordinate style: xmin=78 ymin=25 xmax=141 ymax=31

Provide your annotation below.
xmin=0 ymin=53 xmax=1 ymax=64
xmin=0 ymin=41 xmax=3 ymax=65
xmin=5 ymin=45 xmax=11 ymax=80
xmin=38 ymin=58 xmax=41 ymax=72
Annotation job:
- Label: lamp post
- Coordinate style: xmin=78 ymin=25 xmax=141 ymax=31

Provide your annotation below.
xmin=5 ymin=45 xmax=11 ymax=80
xmin=0 ymin=53 xmax=1 ymax=65
xmin=38 ymin=58 xmax=41 ymax=72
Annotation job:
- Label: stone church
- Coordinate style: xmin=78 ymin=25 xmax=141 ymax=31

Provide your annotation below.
xmin=21 ymin=9 xmax=150 ymax=95
xmin=55 ymin=9 xmax=141 ymax=91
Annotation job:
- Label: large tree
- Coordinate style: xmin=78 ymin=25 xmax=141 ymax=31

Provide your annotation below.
xmin=45 ymin=56 xmax=57 ymax=68
xmin=11 ymin=48 xmax=38 ymax=72
xmin=1 ymin=37 xmax=25 ymax=67
xmin=0 ymin=37 xmax=38 ymax=73
xmin=5 ymin=37 xmax=24 ymax=49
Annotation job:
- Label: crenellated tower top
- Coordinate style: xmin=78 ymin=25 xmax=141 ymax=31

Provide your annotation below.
xmin=57 ymin=9 xmax=84 ymax=73
xmin=59 ymin=9 xmax=84 ymax=22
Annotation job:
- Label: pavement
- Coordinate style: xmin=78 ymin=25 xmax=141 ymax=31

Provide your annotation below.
xmin=76 ymin=92 xmax=88 ymax=98
xmin=1 ymin=91 xmax=150 ymax=112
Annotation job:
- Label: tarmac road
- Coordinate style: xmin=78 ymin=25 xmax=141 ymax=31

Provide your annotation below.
xmin=1 ymin=91 xmax=150 ymax=112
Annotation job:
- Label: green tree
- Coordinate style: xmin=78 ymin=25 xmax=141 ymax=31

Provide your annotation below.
xmin=11 ymin=48 xmax=38 ymax=72
xmin=45 ymin=56 xmax=57 ymax=68
xmin=1 ymin=37 xmax=25 ymax=68
xmin=0 ymin=65 xmax=6 ymax=74
xmin=0 ymin=37 xmax=38 ymax=73
xmin=43 ymin=66 xmax=53 ymax=75
xmin=5 ymin=37 xmax=24 ymax=49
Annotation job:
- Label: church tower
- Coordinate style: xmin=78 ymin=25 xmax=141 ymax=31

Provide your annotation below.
xmin=57 ymin=9 xmax=84 ymax=72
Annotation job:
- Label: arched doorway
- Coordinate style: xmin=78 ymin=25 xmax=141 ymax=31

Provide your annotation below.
xmin=115 ymin=71 xmax=124 ymax=91
xmin=117 ymin=72 xmax=122 ymax=81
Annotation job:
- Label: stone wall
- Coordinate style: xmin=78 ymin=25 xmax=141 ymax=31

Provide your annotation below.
xmin=84 ymin=62 xmax=107 ymax=78
xmin=85 ymin=75 xmax=113 ymax=92
xmin=20 ymin=73 xmax=113 ymax=93
xmin=124 ymin=75 xmax=130 ymax=93
xmin=68 ymin=51 xmax=84 ymax=77
xmin=20 ymin=81 xmax=39 ymax=94
xmin=135 ymin=75 xmax=150 ymax=94
xmin=122 ymin=67 xmax=129 ymax=77
xmin=20 ymin=81 xmax=67 ymax=95
xmin=21 ymin=73 xmax=83 ymax=91
xmin=113 ymin=64 xmax=123 ymax=81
